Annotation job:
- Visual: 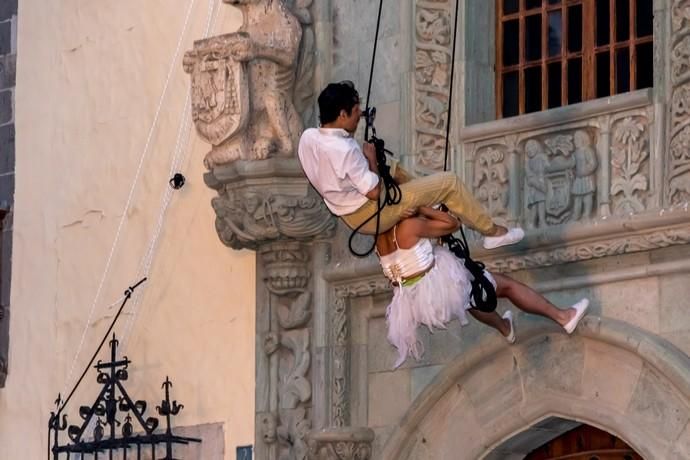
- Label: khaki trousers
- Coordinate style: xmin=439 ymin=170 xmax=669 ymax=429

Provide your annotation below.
xmin=341 ymin=171 xmax=496 ymax=235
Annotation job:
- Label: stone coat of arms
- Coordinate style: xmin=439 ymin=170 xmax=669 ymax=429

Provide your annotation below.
xmin=184 ymin=0 xmax=308 ymax=168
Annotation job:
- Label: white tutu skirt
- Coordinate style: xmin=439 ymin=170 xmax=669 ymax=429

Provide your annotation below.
xmin=386 ymin=245 xmax=495 ymax=368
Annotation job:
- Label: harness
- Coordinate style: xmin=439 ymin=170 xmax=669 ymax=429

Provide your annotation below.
xmin=348 ymin=0 xmax=497 ymax=312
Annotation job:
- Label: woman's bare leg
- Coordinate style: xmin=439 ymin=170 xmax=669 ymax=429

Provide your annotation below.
xmin=468 ymin=309 xmax=511 ymax=336
xmin=492 ymin=273 xmax=575 ymax=327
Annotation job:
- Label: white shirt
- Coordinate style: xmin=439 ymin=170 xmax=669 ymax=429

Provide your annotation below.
xmin=298 ymin=127 xmax=380 ymax=215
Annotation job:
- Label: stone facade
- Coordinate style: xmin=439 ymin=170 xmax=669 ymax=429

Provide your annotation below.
xmin=187 ymin=0 xmax=690 ymax=458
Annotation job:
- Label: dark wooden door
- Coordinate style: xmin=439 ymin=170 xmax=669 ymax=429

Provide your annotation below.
xmin=525 ymin=424 xmax=643 ymax=460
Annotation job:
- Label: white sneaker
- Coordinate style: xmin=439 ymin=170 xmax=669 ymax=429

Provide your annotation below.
xmin=563 ymin=298 xmax=590 ymax=334
xmin=483 ymin=227 xmax=525 ymax=250
xmin=502 ymin=310 xmax=516 ymax=344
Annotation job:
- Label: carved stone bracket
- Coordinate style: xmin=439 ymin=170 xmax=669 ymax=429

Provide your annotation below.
xmin=308 ymin=427 xmax=376 ymax=460
xmin=204 ymin=158 xmax=336 ymax=251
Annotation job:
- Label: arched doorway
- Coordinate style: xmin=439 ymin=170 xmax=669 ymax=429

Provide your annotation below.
xmin=486 ymin=416 xmax=642 ymax=459
xmin=381 ymin=318 xmax=690 ymax=460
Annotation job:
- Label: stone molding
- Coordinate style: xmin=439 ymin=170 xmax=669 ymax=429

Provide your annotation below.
xmin=329 ymin=279 xmax=391 ymax=428
xmin=308 ymin=427 xmax=375 ymax=460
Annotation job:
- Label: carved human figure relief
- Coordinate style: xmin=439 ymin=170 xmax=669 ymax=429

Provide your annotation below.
xmin=525 ymin=139 xmax=548 ymax=228
xmin=571 ymin=130 xmax=598 ymax=220
xmin=524 ymin=130 xmax=598 ymax=226
xmin=184 ymin=0 xmax=306 ymax=168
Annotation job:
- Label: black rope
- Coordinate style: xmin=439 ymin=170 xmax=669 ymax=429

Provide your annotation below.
xmin=347 ymin=0 xmax=402 ymax=258
xmin=54 ymin=278 xmax=147 ymax=418
xmin=443 ymin=0 xmax=461 ymax=170
xmin=440 ymin=0 xmax=497 ymax=313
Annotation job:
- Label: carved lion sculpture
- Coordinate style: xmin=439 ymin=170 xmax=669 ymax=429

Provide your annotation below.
xmin=184 ymin=0 xmax=309 ymax=168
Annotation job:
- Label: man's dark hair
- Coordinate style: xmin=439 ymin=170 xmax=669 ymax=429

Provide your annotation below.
xmin=318 ymin=81 xmax=360 ymax=125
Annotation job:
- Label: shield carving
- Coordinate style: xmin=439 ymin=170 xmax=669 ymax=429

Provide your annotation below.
xmin=545 ymin=170 xmax=572 ymax=220
xmin=184 ymin=34 xmax=250 ymax=146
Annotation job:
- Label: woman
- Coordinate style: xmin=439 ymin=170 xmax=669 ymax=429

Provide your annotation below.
xmin=376 ymin=206 xmax=589 ymax=368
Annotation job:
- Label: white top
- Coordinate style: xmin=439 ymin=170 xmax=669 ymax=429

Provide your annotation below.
xmin=297 ymin=127 xmax=380 ymax=215
xmin=378 ymin=227 xmax=435 ymax=283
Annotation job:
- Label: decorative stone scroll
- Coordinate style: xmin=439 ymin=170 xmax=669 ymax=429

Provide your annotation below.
xmin=414 ymin=0 xmax=453 ymax=171
xmin=184 ymin=0 xmax=311 ymax=167
xmin=668 ymin=0 xmax=690 ymax=204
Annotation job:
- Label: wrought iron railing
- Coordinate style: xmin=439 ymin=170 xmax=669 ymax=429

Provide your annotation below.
xmin=48 ymin=335 xmax=200 ymax=459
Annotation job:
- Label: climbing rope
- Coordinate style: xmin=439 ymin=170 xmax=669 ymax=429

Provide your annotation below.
xmin=348 ymin=0 xmax=402 ymax=258
xmin=440 ymin=0 xmax=497 ymax=313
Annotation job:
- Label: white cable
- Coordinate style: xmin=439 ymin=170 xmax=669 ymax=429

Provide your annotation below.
xmin=120 ymin=0 xmax=222 ymax=351
xmin=61 ymin=0 xmax=198 ymax=398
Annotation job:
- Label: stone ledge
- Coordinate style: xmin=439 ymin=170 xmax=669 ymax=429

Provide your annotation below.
xmin=325 ymin=207 xmax=690 ymax=283
xmin=460 ymin=89 xmax=652 ymax=141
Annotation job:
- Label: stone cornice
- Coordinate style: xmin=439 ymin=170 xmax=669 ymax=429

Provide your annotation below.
xmin=324 ymin=207 xmax=690 ymax=284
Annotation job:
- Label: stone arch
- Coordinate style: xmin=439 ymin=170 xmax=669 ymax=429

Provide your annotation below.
xmin=381 ymin=316 xmax=690 ymax=460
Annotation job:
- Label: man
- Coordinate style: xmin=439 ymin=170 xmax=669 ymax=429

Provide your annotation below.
xmin=298 ymin=81 xmax=523 ymax=249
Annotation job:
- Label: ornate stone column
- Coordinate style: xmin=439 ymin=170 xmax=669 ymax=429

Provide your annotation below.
xmin=184 ymin=1 xmax=374 ymax=458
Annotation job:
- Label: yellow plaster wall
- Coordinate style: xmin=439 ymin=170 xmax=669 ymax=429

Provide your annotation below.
xmin=4 ymin=1 xmax=254 ymax=457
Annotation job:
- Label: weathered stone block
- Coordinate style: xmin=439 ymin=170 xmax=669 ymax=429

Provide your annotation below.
xmin=368 ymin=369 xmax=410 ymax=427
xmin=0 ymin=54 xmax=14 ymax=90
xmin=660 ymin=273 xmax=690 ymax=333
xmin=464 ymin=350 xmax=523 ymax=427
xmin=1 ymin=228 xmax=11 ymax=307
xmin=582 ymin=339 xmax=644 ymax=411
xmin=0 ymin=21 xmax=10 ymax=55
xmin=410 ymin=364 xmax=443 ymax=401
xmin=518 ymin=335 xmax=585 ymax=398
xmin=0 ymin=169 xmax=13 ymax=203
xmin=0 ymin=89 xmax=11 ymax=125
xmin=627 ymin=365 xmax=690 ymax=442
xmin=0 ymin=123 xmax=14 ymax=174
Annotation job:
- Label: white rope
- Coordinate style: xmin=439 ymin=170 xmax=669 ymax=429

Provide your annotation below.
xmin=60 ymin=0 xmax=199 ymax=399
xmin=120 ymin=0 xmax=222 ymax=351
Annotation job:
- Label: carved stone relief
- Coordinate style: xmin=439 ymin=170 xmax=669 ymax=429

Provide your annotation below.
xmin=212 ymin=186 xmax=335 ymax=251
xmin=260 ymin=242 xmax=315 ymax=460
xmin=184 ymin=0 xmax=310 ymax=167
xmin=414 ymin=0 xmax=452 ymax=171
xmin=523 ymin=130 xmax=599 ymax=227
xmin=668 ymin=0 xmax=690 ymax=204
xmin=308 ymin=427 xmax=375 ymax=460
xmin=610 ymin=116 xmax=650 ymax=215
xmin=473 ymin=146 xmax=509 ymax=218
